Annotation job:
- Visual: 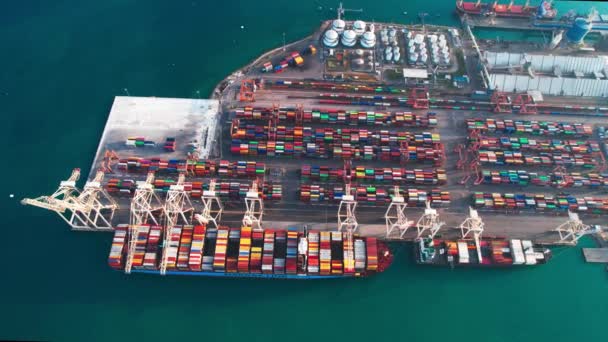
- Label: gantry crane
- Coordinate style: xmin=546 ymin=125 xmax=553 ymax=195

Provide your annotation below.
xmin=416 ymin=200 xmax=445 ymax=239
xmin=69 ymin=170 xmax=118 ymax=230
xmin=194 ymin=179 xmax=223 ymax=228
xmin=159 ymin=173 xmax=194 ymax=275
xmin=554 ymin=211 xmax=598 ymax=245
xmin=243 ymin=179 xmax=264 ymax=231
xmin=460 ymin=207 xmax=484 ymax=262
xmin=385 ymin=186 xmax=413 ymax=239
xmin=21 ymin=168 xmax=83 ymax=228
xmin=338 ymin=183 xmax=358 ymax=232
xmin=124 ymin=172 xmax=165 ymax=274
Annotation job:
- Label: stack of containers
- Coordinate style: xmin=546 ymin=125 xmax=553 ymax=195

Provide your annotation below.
xmin=354 ymin=239 xmax=367 ymax=273
xmin=202 ymin=228 xmax=217 ymax=271
xmin=466 ymin=119 xmax=593 ymax=137
xmin=163 ymin=137 xmax=176 ymax=152
xmin=189 ymin=160 xmax=217 ymax=177
xmin=250 ymin=230 xmax=264 ymax=273
xmin=126 ymin=137 xmax=155 ymax=148
xmin=366 ymin=238 xmax=378 ymax=272
xmin=343 ymin=234 xmax=355 ymax=274
xmin=131 ymin=225 xmax=150 ymax=268
xmin=263 ymin=184 xmax=283 ymax=201
xmin=166 ymin=226 xmax=183 ymax=270
xmin=237 ymin=226 xmax=252 ymax=273
xmin=213 ymin=229 xmax=229 ymax=272
xmin=330 ymin=232 xmax=344 ymax=275
xmin=262 ymin=230 xmax=275 ymax=274
xmin=188 ymin=224 xmax=206 ymax=271
xmin=473 ymin=192 xmax=608 ymax=214
xmin=226 ymin=229 xmax=241 ymax=273
xmin=273 ymin=231 xmax=287 ymax=274
xmin=301 ymin=165 xmax=446 ymax=185
xmin=108 ymin=224 xmax=128 ymax=269
xmin=286 ymin=229 xmax=299 ymax=275
xmin=299 ymin=185 xmax=450 ymax=206
xmin=105 ymin=179 xmax=135 ymax=196
xmin=143 ymin=225 xmax=162 ymax=269
xmin=307 ymin=231 xmax=320 ymax=274
xmin=177 ymin=225 xmax=193 ymax=270
xmin=491 ymin=240 xmax=513 ymax=265
xmin=320 ymin=232 xmax=332 ymax=276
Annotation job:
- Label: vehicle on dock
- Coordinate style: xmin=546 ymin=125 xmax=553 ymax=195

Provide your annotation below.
xmin=110 ymin=225 xmax=393 ymax=279
xmin=416 ymin=236 xmax=552 ymax=267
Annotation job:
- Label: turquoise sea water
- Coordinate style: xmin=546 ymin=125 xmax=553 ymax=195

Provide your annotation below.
xmin=2 ymin=1 xmax=607 ymax=341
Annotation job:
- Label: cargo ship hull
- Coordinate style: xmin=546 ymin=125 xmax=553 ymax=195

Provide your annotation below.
xmin=110 ymin=224 xmax=393 ymax=279
xmin=415 ymin=237 xmax=551 ymax=267
xmin=455 ymin=1 xmax=557 ymax=19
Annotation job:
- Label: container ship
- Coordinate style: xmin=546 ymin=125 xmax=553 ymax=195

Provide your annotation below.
xmin=416 ymin=237 xmax=552 ymax=267
xmin=456 ymin=0 xmax=557 ymax=19
xmin=110 ymin=225 xmax=393 ymax=279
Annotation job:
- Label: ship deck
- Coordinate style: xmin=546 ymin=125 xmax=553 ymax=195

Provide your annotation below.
xmin=582 ymin=248 xmax=608 ymax=263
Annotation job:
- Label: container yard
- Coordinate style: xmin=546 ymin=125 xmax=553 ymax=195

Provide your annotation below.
xmin=21 ymin=6 xmax=608 ymax=278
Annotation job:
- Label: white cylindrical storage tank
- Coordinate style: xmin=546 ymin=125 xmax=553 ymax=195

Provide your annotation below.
xmin=369 ymin=23 xmax=375 ymax=33
xmin=385 ymin=46 xmax=393 ymax=54
xmin=341 ymin=29 xmax=357 ymax=47
xmin=381 ymin=29 xmax=388 ymax=37
xmin=332 ymin=19 xmax=346 ymax=34
xmin=439 ymin=34 xmax=446 ymax=41
xmin=441 ymin=46 xmax=449 ymax=54
xmin=429 ymin=35 xmax=438 ymax=43
xmin=406 ymin=31 xmax=412 ymax=39
xmin=382 ymin=36 xmax=389 ymax=45
xmin=368 ymin=61 xmax=374 ymax=68
xmin=360 ymin=31 xmax=376 ymax=48
xmin=409 ymin=46 xmax=416 ymax=54
xmin=385 ymin=51 xmax=393 ymax=61
xmin=394 ymin=51 xmax=401 ymax=62
xmin=419 ymin=47 xmax=427 ymax=55
xmin=391 ymin=40 xmax=398 ymax=47
xmin=419 ymin=42 xmax=426 ymax=50
xmin=323 ymin=29 xmax=339 ymax=47
xmin=438 ymin=40 xmax=447 ymax=48
xmin=432 ymin=55 xmax=440 ymax=64
xmin=409 ymin=53 xmax=418 ymax=63
xmin=353 ymin=58 xmax=365 ymax=66
xmin=355 ymin=49 xmax=364 ymax=56
xmin=414 ymin=34 xmax=423 ymax=44
xmin=389 ymin=29 xmax=397 ymax=38
xmin=420 ymin=53 xmax=428 ymax=63
xmin=393 ymin=46 xmax=400 ymax=54
xmin=353 ymin=20 xmax=366 ymax=36
xmin=442 ymin=56 xmax=450 ymax=64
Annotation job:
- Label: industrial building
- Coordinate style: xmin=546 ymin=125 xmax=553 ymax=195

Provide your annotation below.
xmin=484 ymin=51 xmax=608 ymax=96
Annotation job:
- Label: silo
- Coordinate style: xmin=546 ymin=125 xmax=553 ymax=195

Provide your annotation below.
xmin=360 ymin=31 xmax=376 ymax=48
xmin=438 ymin=39 xmax=447 ymax=48
xmin=394 ymin=51 xmax=401 ymax=62
xmin=353 ymin=20 xmax=367 ymax=36
xmin=341 ymin=29 xmax=357 ymax=47
xmin=385 ymin=46 xmax=393 ymax=54
xmin=420 ymin=53 xmax=428 ymax=63
xmin=385 ymin=50 xmax=393 ymax=62
xmin=323 ymin=29 xmax=339 ymax=47
xmin=428 ymin=35 xmax=438 ymax=43
xmin=566 ymin=17 xmax=592 ymax=44
xmin=332 ymin=19 xmax=346 ymax=34
xmin=353 ymin=58 xmax=365 ymax=66
xmin=408 ymin=40 xmax=415 ymax=48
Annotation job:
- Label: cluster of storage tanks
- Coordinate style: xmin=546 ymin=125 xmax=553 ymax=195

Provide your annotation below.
xmin=406 ymin=32 xmax=451 ymax=66
xmin=323 ymin=20 xmax=376 ymax=48
xmin=381 ymin=27 xmax=401 ymax=63
xmin=351 ymin=49 xmax=374 ymax=69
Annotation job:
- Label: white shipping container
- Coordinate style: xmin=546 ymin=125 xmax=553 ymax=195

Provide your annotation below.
xmin=510 ymin=239 xmax=525 ymax=265
xmin=457 ymin=241 xmax=469 ymax=263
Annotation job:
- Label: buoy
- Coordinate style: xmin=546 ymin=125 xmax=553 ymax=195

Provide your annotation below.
xmin=241 ymin=25 xmax=245 ymax=29
xmin=9 ymin=194 xmax=14 ymax=198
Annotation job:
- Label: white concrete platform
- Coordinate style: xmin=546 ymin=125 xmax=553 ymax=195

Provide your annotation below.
xmin=90 ymin=96 xmax=219 ymax=179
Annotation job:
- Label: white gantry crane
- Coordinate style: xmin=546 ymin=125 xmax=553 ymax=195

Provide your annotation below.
xmin=21 ymin=168 xmax=83 ymax=227
xmin=460 ymin=207 xmax=484 ymax=262
xmin=243 ymin=180 xmax=264 ymax=231
xmin=338 ymin=183 xmax=358 ymax=232
xmin=194 ymin=179 xmax=223 ymax=228
xmin=385 ymin=186 xmax=413 ymax=239
xmin=159 ymin=173 xmax=194 ymax=275
xmin=416 ymin=200 xmax=445 ymax=239
xmin=125 ymin=172 xmax=165 ymax=274
xmin=22 ymin=169 xmax=118 ymax=231
xmin=554 ymin=211 xmax=597 ymax=245
xmin=70 ymin=170 xmax=118 ymax=230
